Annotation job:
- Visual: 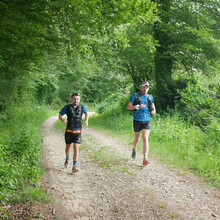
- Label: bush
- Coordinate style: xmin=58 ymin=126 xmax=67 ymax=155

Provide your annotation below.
xmin=176 ymin=73 xmax=220 ymax=128
xmin=0 ymin=105 xmax=55 ymax=202
xmin=90 ymin=95 xmax=220 ymax=186
xmin=96 ymin=92 xmax=129 ymax=114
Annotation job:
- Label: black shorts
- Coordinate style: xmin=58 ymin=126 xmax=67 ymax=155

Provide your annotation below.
xmin=65 ymin=132 xmax=82 ymax=144
xmin=133 ymin=120 xmax=150 ymax=132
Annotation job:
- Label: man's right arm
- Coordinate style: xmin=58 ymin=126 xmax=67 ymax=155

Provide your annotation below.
xmin=127 ymin=101 xmax=136 ymax=110
xmin=58 ymin=114 xmax=67 ymax=123
xmin=127 ymin=101 xmax=146 ymax=110
xmin=58 ymin=105 xmax=68 ymax=123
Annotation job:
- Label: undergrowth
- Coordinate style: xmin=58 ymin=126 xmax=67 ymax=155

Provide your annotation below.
xmin=55 ymin=97 xmax=220 ymax=187
xmin=88 ymin=97 xmax=220 ymax=188
xmin=0 ymin=105 xmax=56 ymax=211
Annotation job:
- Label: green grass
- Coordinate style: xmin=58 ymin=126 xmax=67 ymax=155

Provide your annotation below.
xmin=149 ymin=114 xmax=220 ymax=186
xmin=82 ymin=142 xmax=130 ymax=172
xmin=55 ymin=121 xmax=131 ymax=173
xmin=55 ymin=104 xmax=220 ymax=187
xmin=157 ymin=203 xmax=168 ymax=209
xmin=89 ymin=146 xmax=129 ymax=170
xmin=88 ymin=110 xmax=220 ymax=188
xmin=9 ymin=186 xmax=51 ymax=204
xmin=169 ymin=213 xmax=180 ymax=218
xmin=0 ymin=105 xmax=57 ymax=204
xmin=55 ymin=117 xmax=66 ymax=132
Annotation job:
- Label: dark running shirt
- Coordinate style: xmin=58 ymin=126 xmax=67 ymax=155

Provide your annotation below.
xmin=59 ymin=104 xmax=88 ymax=131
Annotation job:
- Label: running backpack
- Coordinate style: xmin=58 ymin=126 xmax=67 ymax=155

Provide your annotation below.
xmin=133 ymin=92 xmax=153 ymax=112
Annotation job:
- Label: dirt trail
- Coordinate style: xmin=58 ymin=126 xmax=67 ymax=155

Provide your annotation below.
xmin=41 ymin=116 xmax=220 ymax=220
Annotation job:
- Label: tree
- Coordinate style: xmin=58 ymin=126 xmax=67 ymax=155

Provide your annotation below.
xmin=0 ymin=0 xmax=61 ymax=109
xmin=153 ymin=0 xmax=220 ymax=110
xmin=117 ymin=22 xmax=158 ymax=91
xmin=0 ymin=0 xmax=159 ymax=108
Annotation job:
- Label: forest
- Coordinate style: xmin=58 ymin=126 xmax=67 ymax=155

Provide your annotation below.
xmin=0 ymin=0 xmax=219 ymax=217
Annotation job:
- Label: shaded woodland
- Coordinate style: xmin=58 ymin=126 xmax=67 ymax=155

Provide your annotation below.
xmin=0 ymin=0 xmax=219 ymax=208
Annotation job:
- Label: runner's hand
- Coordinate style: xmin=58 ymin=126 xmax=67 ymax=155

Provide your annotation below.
xmin=84 ymin=121 xmax=88 ymax=127
xmin=61 ymin=119 xmax=67 ymax=123
xmin=139 ymin=104 xmax=146 ymax=109
xmin=151 ymin=110 xmax=156 ymax=115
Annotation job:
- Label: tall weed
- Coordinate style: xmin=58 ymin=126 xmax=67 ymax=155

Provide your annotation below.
xmin=0 ymin=105 xmax=56 ymax=202
xmin=150 ymin=114 xmax=219 ymax=183
xmin=90 ymin=100 xmax=220 ymax=187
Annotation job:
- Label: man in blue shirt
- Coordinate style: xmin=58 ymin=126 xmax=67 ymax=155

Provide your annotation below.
xmin=59 ymin=93 xmax=89 ymax=172
xmin=127 ymin=82 xmax=156 ymax=166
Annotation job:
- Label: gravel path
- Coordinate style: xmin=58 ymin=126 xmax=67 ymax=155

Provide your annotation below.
xmin=40 ymin=116 xmax=220 ymax=220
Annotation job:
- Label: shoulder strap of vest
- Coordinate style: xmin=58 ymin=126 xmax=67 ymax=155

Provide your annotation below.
xmin=137 ymin=92 xmax=141 ymax=102
xmin=78 ymin=105 xmax=84 ymax=115
xmin=147 ymin=94 xmax=154 ymax=112
xmin=69 ymin=104 xmax=83 ymax=118
xmin=79 ymin=105 xmax=83 ymax=111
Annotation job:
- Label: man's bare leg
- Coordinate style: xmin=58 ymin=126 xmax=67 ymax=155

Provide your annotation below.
xmin=65 ymin=144 xmax=71 ymax=156
xmin=72 ymin=143 xmax=80 ymax=172
xmin=64 ymin=144 xmax=71 ymax=167
xmin=132 ymin=132 xmax=140 ymax=159
xmin=142 ymin=129 xmax=150 ymax=165
xmin=73 ymin=143 xmax=80 ymax=162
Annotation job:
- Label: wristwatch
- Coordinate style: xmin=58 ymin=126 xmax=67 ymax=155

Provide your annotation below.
xmin=135 ymin=105 xmax=139 ymax=110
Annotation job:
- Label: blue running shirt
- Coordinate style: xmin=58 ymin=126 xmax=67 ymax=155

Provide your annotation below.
xmin=129 ymin=93 xmax=154 ymax=121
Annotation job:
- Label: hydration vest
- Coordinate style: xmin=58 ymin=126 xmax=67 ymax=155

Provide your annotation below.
xmin=133 ymin=92 xmax=154 ymax=112
xmin=66 ymin=104 xmax=84 ymax=130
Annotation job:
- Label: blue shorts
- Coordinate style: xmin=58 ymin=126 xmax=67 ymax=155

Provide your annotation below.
xmin=133 ymin=120 xmax=150 ymax=132
xmin=65 ymin=132 xmax=82 ymax=144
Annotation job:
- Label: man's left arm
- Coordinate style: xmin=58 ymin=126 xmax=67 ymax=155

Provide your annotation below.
xmin=151 ymin=96 xmax=156 ymax=115
xmin=84 ymin=113 xmax=89 ymax=127
xmin=83 ymin=105 xmax=89 ymax=127
xmin=151 ymin=103 xmax=156 ymax=115
xmin=58 ymin=105 xmax=68 ymax=123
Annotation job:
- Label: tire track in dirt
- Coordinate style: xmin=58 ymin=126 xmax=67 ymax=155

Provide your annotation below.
xmin=41 ymin=116 xmax=220 ymax=220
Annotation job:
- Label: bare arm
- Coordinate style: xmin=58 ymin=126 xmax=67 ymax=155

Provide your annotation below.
xmin=84 ymin=113 xmax=89 ymax=127
xmin=127 ymin=101 xmax=146 ymax=110
xmin=151 ymin=103 xmax=156 ymax=115
xmin=127 ymin=101 xmax=135 ymax=110
xmin=58 ymin=114 xmax=67 ymax=123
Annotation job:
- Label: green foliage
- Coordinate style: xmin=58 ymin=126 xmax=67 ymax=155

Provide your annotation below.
xmin=0 ymin=0 xmax=159 ymax=111
xmin=174 ymin=71 xmax=220 ymax=152
xmin=153 ymin=0 xmax=220 ymax=110
xmin=176 ymin=74 xmax=220 ymax=126
xmin=0 ymin=0 xmax=61 ymax=110
xmin=0 ymin=0 xmax=219 ymax=192
xmin=0 ymin=105 xmax=55 ymax=203
xmin=89 ymin=97 xmax=220 ymax=187
xmin=115 ymin=21 xmax=159 ymax=90
xmin=0 ymin=0 xmax=219 ymax=217
xmin=0 ymin=0 xmax=219 ymax=115
xmin=150 ymin=114 xmax=220 ymax=186
xmin=90 ymin=146 xmax=127 ymax=169
xmin=96 ymin=91 xmax=131 ymax=114
xmin=10 ymin=186 xmax=50 ymax=204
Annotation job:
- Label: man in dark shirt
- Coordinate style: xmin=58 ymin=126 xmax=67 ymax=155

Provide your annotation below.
xmin=59 ymin=93 xmax=89 ymax=172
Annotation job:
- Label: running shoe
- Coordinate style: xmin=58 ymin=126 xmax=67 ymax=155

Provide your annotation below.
xmin=72 ymin=165 xmax=79 ymax=173
xmin=143 ymin=159 xmax=149 ymax=166
xmin=64 ymin=158 xmax=69 ymax=167
xmin=132 ymin=150 xmax=136 ymax=159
